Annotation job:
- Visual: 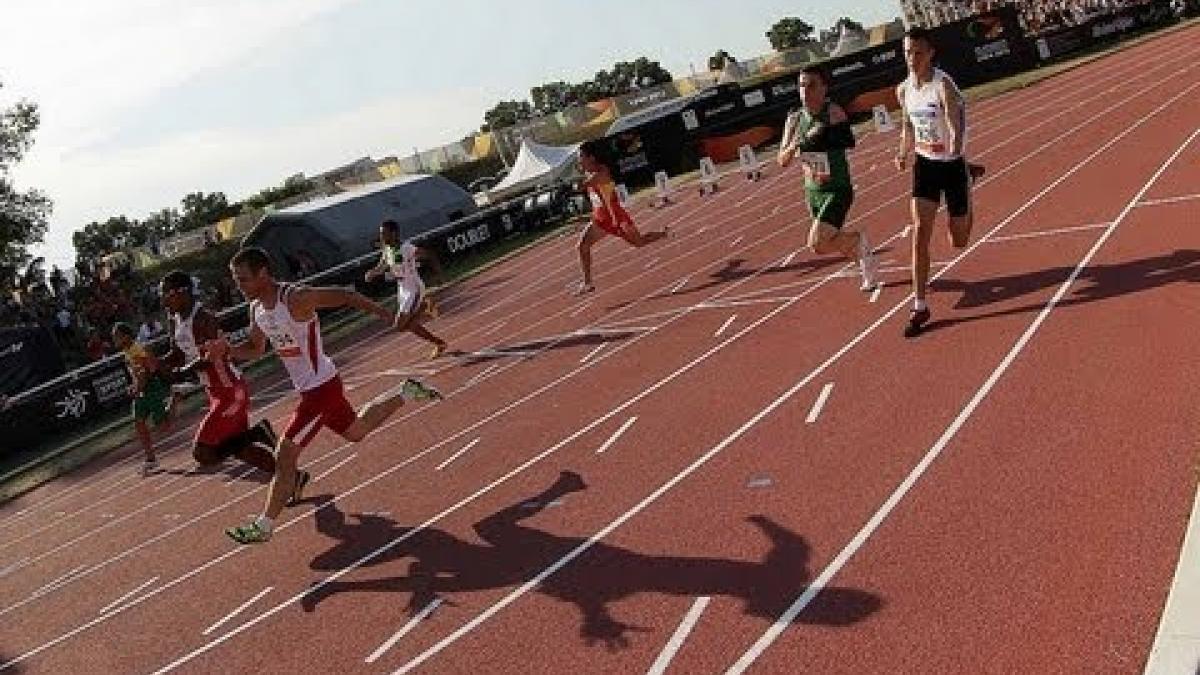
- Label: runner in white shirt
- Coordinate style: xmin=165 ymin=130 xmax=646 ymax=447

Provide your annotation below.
xmin=207 ymin=247 xmax=442 ymax=544
xmin=894 ymin=27 xmax=984 ymax=337
xmin=364 ymin=220 xmax=447 ymax=359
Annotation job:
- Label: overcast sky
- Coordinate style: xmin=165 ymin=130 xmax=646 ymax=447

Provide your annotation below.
xmin=0 ymin=0 xmax=897 ymax=270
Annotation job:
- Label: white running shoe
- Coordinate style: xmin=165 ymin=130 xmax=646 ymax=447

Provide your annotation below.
xmin=858 ymin=235 xmax=879 ymax=291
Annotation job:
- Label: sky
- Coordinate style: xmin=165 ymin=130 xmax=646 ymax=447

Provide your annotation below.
xmin=0 ymin=0 xmax=897 ymax=270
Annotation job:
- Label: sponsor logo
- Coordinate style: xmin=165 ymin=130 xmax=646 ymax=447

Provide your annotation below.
xmin=832 ymin=61 xmax=865 ymax=78
xmin=703 ymin=102 xmax=736 ymax=118
xmin=975 ymin=39 xmax=1011 ymax=62
xmin=92 ymin=369 xmax=131 ymax=405
xmin=1091 ymin=15 xmax=1135 ymax=38
xmin=871 ymin=49 xmax=899 ymax=64
xmin=772 ymin=82 xmax=797 ymax=97
xmin=55 ymin=388 xmax=88 ymax=419
xmin=446 ymin=223 xmax=491 ymax=253
xmin=743 ymin=90 xmax=766 ymax=107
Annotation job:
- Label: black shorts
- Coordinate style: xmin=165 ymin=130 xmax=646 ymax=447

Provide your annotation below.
xmin=913 ymin=155 xmax=971 ymax=217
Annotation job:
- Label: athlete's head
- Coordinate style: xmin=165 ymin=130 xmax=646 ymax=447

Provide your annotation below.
xmin=578 ymin=145 xmax=603 ymax=174
xmin=903 ymin=28 xmax=936 ymax=75
xmin=111 ymin=322 xmax=135 ymax=350
xmin=379 ymin=219 xmax=400 ymax=247
xmin=229 ymin=247 xmax=275 ymax=301
xmin=159 ymin=270 xmax=195 ymax=314
xmin=798 ymin=66 xmax=830 ymax=112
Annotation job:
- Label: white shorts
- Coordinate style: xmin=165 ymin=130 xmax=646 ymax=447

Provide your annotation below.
xmin=396 ymin=281 xmax=425 ymax=315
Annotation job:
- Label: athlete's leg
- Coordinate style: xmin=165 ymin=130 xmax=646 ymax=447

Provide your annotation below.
xmin=576 ymin=223 xmax=605 ymax=292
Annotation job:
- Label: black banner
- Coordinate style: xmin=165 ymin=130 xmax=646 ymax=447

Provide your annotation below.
xmin=927 ymin=6 xmax=1039 ymax=90
xmin=0 ymin=327 xmax=66 ymax=397
xmin=1034 ymin=0 xmax=1176 ymax=61
xmin=0 ymin=357 xmax=131 ymax=456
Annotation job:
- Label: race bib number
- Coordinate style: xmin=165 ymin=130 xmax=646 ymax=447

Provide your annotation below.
xmin=588 ymin=189 xmax=604 ymax=209
xmin=914 ymin=117 xmax=947 ymax=154
xmin=801 ymin=152 xmax=831 ymax=182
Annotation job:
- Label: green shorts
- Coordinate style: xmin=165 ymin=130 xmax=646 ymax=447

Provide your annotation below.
xmin=132 ymin=375 xmax=171 ymax=426
xmin=805 ymin=189 xmax=854 ymax=229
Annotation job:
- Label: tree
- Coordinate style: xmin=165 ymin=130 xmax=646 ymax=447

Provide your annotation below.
xmin=821 ymin=17 xmax=866 ymax=43
xmin=241 ymin=175 xmax=316 ymax=212
xmin=530 ymin=82 xmax=575 ymax=115
xmin=0 ymin=80 xmax=52 ymax=287
xmin=766 ymin=17 xmax=815 ymax=51
xmin=481 ymin=100 xmax=534 ymax=132
xmin=179 ymin=191 xmax=238 ymax=232
xmin=142 ymin=208 xmax=182 ymax=242
xmin=708 ymin=50 xmax=737 ymax=72
xmin=72 ymin=215 xmax=140 ymax=265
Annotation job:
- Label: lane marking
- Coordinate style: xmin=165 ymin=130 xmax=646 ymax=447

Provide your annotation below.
xmin=202 ymin=587 xmax=273 ymax=636
xmin=596 ymin=418 xmax=638 ymax=455
xmin=714 ymin=314 xmax=738 ymax=338
xmin=435 ymin=438 xmax=482 ymax=472
xmin=311 ymin=453 xmax=359 ymax=484
xmin=98 ymin=577 xmax=159 ymax=616
xmin=647 ymin=597 xmax=711 ymax=675
xmin=365 ymin=599 xmax=443 ymax=664
xmin=986 ymin=221 xmax=1111 ymax=244
xmin=805 ymin=383 xmax=835 ymax=424
xmin=580 ymin=344 xmax=607 ymax=363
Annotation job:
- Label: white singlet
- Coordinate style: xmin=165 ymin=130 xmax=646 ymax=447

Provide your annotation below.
xmin=172 ymin=303 xmax=240 ymax=389
xmin=901 ymin=67 xmax=966 ymax=162
xmin=252 ymin=284 xmax=337 ymax=392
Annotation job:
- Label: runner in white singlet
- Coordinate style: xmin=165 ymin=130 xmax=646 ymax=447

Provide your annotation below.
xmin=364 ymin=220 xmax=447 ymax=359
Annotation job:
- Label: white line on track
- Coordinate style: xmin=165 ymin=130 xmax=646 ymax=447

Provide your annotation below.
xmin=435 ymin=438 xmax=482 ymax=471
xmin=646 ymin=596 xmax=711 ymax=675
xmin=670 ymin=277 xmax=690 ymax=294
xmin=311 ymin=453 xmax=359 ymax=484
xmin=986 ymin=221 xmax=1112 ymax=244
xmin=580 ymin=344 xmax=607 ymax=363
xmin=714 ymin=314 xmax=738 ymax=338
xmin=464 ymin=363 xmax=503 ymax=387
xmin=805 ymin=383 xmax=835 ymax=424
xmin=596 ymin=417 xmax=638 ymax=455
xmin=202 ymin=587 xmax=273 ymax=636
xmin=1136 ymin=192 xmax=1200 ymax=208
xmin=365 ymin=599 xmax=443 ymax=664
xmin=97 ymin=577 xmax=159 ymax=616
xmin=729 ymin=236 xmax=744 ymax=248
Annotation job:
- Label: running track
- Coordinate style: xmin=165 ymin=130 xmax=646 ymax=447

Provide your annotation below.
xmin=1 ymin=27 xmax=1198 ymax=674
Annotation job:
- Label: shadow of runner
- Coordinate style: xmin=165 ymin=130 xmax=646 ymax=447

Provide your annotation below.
xmin=302 ymin=471 xmax=882 ymax=651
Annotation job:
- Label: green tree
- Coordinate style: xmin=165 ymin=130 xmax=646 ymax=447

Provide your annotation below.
xmin=481 ymin=99 xmax=534 ymax=132
xmin=179 ymin=191 xmax=239 ymax=231
xmin=72 ymin=215 xmax=140 ymax=265
xmin=0 ymin=81 xmax=52 ymax=288
xmin=530 ymin=82 xmax=574 ymax=115
xmin=708 ymin=50 xmax=736 ymax=72
xmin=143 ymin=208 xmax=182 ymax=241
xmin=241 ymin=175 xmax=315 ymax=212
xmin=766 ymin=17 xmax=815 ymax=51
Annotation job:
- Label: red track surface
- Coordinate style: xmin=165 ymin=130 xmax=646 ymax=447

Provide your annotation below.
xmin=1 ymin=27 xmax=1198 ymax=675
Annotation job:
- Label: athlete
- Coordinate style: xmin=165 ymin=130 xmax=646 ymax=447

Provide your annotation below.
xmin=778 ymin=65 xmax=879 ymax=291
xmin=895 ymin=27 xmax=981 ymax=337
xmin=364 ymin=220 xmax=447 ymax=359
xmin=208 ymin=247 xmax=442 ymax=544
xmin=574 ymin=145 xmax=669 ymax=295
xmin=112 ymin=322 xmax=173 ymax=475
xmin=157 ymin=271 xmax=280 ymax=483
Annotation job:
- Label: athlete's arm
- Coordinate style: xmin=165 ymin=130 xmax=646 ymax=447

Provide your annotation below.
xmin=206 ymin=309 xmax=267 ymax=363
xmin=778 ymin=109 xmax=800 ymax=167
xmin=364 ymin=252 xmax=387 ymax=282
xmin=940 ymin=78 xmax=965 ymax=157
xmin=798 ymin=104 xmax=856 ymax=152
xmin=175 ymin=310 xmax=218 ymax=379
xmin=895 ymin=84 xmax=913 ymax=171
xmin=291 ymin=286 xmax=393 ymax=324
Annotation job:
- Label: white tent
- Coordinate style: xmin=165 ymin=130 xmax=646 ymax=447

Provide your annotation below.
xmin=829 ymin=24 xmax=870 ymax=58
xmin=487 ymin=139 xmax=580 ymax=200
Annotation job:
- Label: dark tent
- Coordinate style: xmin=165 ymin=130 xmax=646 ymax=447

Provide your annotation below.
xmin=242 ymin=174 xmax=477 ymax=279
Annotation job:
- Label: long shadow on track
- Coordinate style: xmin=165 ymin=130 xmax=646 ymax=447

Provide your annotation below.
xmin=299 ymin=472 xmax=882 ymax=651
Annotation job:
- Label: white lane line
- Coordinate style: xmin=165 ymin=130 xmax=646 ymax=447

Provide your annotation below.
xmin=483 ymin=320 xmax=507 ymax=336
xmin=778 ymin=250 xmax=799 ymax=268
xmin=714 ymin=314 xmax=738 ymax=338
xmin=570 ymin=302 xmax=592 ymax=317
xmin=311 ymin=453 xmax=359 ymax=484
xmin=1144 ymin=479 xmax=1200 ymax=674
xmin=869 ymin=285 xmax=882 ymax=303
xmin=644 ymin=257 xmax=661 ymax=270
xmin=986 ymin=221 xmax=1111 ymax=244
xmin=647 ymin=597 xmax=712 ymax=675
xmin=729 ymin=236 xmax=744 ymax=248
xmin=30 ymin=565 xmax=85 ymax=599
xmin=435 ymin=438 xmax=482 ymax=472
xmin=727 ymin=124 xmax=1200 ymax=675
xmin=596 ymin=417 xmax=638 ymax=455
xmin=98 ymin=577 xmax=159 ymax=616
xmin=1137 ymin=192 xmax=1200 ymax=208
xmin=202 ymin=587 xmax=273 ymax=636
xmin=365 ymin=599 xmax=443 ymax=664
xmin=805 ymin=383 xmax=835 ymax=424
xmin=0 ymin=558 xmax=28 ymax=578
xmin=464 ymin=363 xmax=503 ymax=387
xmin=670 ymin=277 xmax=690 ymax=294
xmin=580 ymin=344 xmax=607 ymax=363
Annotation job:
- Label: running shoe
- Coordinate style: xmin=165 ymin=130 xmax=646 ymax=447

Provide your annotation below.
xmin=903 ymin=308 xmax=931 ymax=338
xmin=401 ymin=377 xmax=443 ymax=402
xmin=286 ymin=470 xmax=311 ymax=507
xmin=226 ymin=521 xmax=272 ymax=544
